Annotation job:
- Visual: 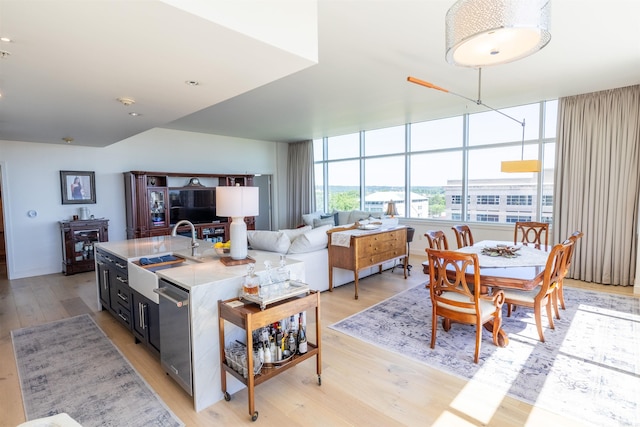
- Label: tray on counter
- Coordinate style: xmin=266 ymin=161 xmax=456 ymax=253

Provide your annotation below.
xmin=239 ymin=280 xmax=310 ymax=310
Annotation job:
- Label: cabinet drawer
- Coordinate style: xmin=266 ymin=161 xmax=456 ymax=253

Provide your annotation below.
xmin=359 ymin=249 xmax=404 ymax=267
xmin=361 ymin=239 xmax=402 ymax=254
xmin=113 ymin=281 xmax=131 ymax=310
xmin=114 ymin=305 xmax=132 ymax=329
xmin=98 ymin=249 xmax=128 ymax=274
xmin=362 ymin=230 xmax=404 ymax=244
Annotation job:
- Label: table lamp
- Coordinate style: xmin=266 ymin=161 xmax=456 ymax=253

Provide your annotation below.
xmin=385 ymin=200 xmax=398 ymax=218
xmin=216 ymin=185 xmax=259 ymax=261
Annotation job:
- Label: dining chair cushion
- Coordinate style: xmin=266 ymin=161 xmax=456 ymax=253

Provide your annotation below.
xmin=502 ymin=283 xmax=559 ymax=305
xmin=500 ymin=288 xmax=538 ymax=304
xmin=435 ymin=291 xmax=497 ymax=321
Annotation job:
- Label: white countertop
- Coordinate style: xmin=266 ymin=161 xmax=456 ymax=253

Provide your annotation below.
xmin=95 ymin=235 xmax=303 ymax=290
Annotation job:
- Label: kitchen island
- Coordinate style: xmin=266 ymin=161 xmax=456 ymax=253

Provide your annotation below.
xmin=95 ymin=235 xmax=305 ymax=412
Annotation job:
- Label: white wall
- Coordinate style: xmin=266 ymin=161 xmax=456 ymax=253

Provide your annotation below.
xmin=0 ymin=128 xmax=287 ymax=279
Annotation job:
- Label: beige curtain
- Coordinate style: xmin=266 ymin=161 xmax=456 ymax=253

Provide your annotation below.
xmin=287 ymin=140 xmax=316 ymax=228
xmin=554 ymin=85 xmax=640 ymax=285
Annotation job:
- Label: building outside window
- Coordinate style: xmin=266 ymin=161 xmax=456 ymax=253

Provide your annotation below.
xmin=506 ymin=195 xmax=533 ymax=205
xmin=314 ymin=100 xmax=556 ymax=224
xmin=477 ymin=195 xmax=500 ymax=205
xmin=477 ymin=214 xmax=499 ymax=222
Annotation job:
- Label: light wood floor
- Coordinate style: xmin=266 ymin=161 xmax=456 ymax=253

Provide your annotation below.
xmin=0 ymin=257 xmax=635 ymax=426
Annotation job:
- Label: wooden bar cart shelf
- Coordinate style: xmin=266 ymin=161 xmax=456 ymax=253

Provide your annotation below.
xmin=218 ymin=290 xmax=322 ymax=422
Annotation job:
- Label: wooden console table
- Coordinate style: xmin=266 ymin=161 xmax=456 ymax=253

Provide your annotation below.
xmin=327 ymin=225 xmax=407 ymax=299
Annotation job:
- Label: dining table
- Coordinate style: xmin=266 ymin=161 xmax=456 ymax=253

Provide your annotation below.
xmin=424 ymin=240 xmax=551 ymax=347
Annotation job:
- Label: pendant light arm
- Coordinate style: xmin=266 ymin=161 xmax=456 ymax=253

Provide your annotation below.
xmin=406 ymin=70 xmax=525 ymax=127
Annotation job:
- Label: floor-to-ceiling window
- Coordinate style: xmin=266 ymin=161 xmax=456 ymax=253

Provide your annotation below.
xmin=314 ymin=100 xmax=557 ymax=224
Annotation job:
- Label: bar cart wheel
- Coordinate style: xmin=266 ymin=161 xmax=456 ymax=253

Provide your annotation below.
xmin=252 ymin=411 xmax=259 ymax=422
xmin=223 ymin=392 xmax=231 ymax=401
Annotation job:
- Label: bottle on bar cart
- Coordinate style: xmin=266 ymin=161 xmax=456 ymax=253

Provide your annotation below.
xmin=297 ymin=312 xmax=307 ymax=355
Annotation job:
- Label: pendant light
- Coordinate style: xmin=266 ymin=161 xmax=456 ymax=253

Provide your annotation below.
xmin=407 ymin=69 xmax=541 ymax=173
xmin=445 ymin=0 xmax=551 ymax=67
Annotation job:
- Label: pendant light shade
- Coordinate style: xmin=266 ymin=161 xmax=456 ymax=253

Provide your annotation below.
xmin=501 ymin=159 xmax=541 ymax=173
xmin=445 ymin=0 xmax=551 ymax=67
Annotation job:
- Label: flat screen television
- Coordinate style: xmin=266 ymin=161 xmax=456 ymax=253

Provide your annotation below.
xmin=168 ymin=188 xmax=226 ymax=225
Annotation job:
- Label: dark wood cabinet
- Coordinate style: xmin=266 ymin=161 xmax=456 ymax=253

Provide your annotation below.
xmin=60 ymin=219 xmax=109 ymax=275
xmin=132 ymin=290 xmax=161 ymax=356
xmin=96 ymin=248 xmax=131 ymax=331
xmin=123 ymin=171 xmax=254 ymax=240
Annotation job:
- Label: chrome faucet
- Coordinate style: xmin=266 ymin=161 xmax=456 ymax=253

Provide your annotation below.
xmin=171 ymin=220 xmax=200 ymax=256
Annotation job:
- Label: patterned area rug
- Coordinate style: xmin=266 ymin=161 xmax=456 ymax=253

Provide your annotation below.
xmin=11 ymin=314 xmax=184 ymax=427
xmin=330 ymin=285 xmax=640 ymax=427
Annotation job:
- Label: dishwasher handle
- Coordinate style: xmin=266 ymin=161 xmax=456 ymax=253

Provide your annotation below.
xmin=154 ymin=287 xmax=189 ymax=307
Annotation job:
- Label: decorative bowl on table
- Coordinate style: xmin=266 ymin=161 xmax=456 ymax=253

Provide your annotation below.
xmin=481 ymin=244 xmax=521 ymax=258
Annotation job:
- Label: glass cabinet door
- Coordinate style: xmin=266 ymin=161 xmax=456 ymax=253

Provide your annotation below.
xmin=148 ymin=189 xmax=167 ymax=227
xmin=73 ymin=229 xmax=100 ymax=261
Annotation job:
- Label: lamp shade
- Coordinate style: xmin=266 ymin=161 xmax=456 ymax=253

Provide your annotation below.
xmin=216 ymin=186 xmax=259 ymax=217
xmin=501 ymin=159 xmax=541 ymax=173
xmin=385 ymin=201 xmax=399 ymax=217
xmin=445 ymin=0 xmax=551 ymax=67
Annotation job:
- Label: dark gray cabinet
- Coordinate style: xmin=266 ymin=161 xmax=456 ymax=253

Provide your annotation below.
xmin=132 ymin=290 xmax=161 ymax=356
xmin=96 ymin=248 xmax=131 ymax=330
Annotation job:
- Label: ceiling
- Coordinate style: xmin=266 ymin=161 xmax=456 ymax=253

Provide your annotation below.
xmin=1 ymin=1 xmax=639 ymax=147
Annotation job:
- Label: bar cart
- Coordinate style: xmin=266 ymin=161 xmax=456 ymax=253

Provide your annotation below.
xmin=218 ymin=289 xmax=322 ymax=422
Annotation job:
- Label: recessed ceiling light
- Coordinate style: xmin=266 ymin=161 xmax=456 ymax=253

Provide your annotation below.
xmin=185 ymin=80 xmax=199 ymax=86
xmin=129 ymin=112 xmax=142 ymax=117
xmin=0 ymin=37 xmax=11 ymax=43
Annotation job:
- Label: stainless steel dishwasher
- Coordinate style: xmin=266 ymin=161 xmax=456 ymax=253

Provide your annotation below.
xmin=154 ymin=278 xmax=192 ymax=396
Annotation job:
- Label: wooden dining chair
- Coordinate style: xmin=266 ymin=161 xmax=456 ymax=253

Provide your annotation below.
xmin=422 ymin=231 xmax=449 ymax=285
xmin=425 ymin=230 xmax=449 ymax=250
xmin=426 ymin=248 xmax=505 ymax=363
xmin=514 ymin=221 xmax=549 ymax=249
xmin=451 ymin=225 xmax=474 ymax=249
xmin=500 ymin=239 xmax=573 ymax=342
xmin=555 ymin=231 xmax=584 ymax=314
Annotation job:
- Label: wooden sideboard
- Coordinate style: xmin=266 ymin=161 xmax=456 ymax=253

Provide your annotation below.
xmin=327 ymin=225 xmax=407 ymax=299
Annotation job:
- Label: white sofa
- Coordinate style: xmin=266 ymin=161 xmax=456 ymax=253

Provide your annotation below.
xmin=247 ymin=210 xmax=400 ymax=292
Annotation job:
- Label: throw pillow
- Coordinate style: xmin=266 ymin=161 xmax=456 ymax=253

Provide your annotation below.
xmin=288 ymin=224 xmax=333 ymax=254
xmin=279 ymin=225 xmax=312 ymax=242
xmin=247 ymin=230 xmax=291 ymax=254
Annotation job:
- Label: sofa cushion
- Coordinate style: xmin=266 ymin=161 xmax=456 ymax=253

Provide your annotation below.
xmin=288 ymin=224 xmax=333 ymax=254
xmin=279 ymin=225 xmax=312 ymax=242
xmin=348 ymin=210 xmax=372 ymax=224
xmin=313 ymin=216 xmax=335 ymax=228
xmin=301 ymin=210 xmax=324 ymax=227
xmin=247 ymin=230 xmax=291 ymax=253
xmin=335 ymin=210 xmax=351 ymax=225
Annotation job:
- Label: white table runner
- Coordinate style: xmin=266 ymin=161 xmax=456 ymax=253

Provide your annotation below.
xmin=330 ymin=228 xmax=373 ymax=247
xmin=456 ymin=240 xmax=549 ymax=268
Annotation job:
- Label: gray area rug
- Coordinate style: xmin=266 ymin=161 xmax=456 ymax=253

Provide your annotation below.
xmin=330 ymin=285 xmax=640 ymax=427
xmin=11 ymin=314 xmax=184 ymax=427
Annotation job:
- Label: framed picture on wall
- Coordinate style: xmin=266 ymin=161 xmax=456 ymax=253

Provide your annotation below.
xmin=60 ymin=170 xmax=96 ymax=204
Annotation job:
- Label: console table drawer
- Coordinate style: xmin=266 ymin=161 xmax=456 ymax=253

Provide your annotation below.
xmin=359 ymin=250 xmax=404 ymax=266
